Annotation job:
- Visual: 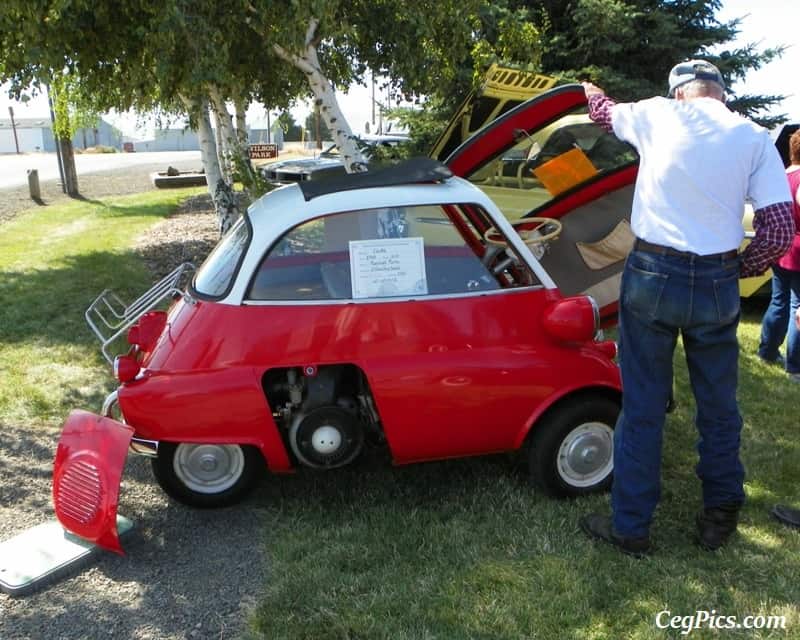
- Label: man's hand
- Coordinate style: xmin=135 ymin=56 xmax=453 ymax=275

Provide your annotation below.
xmin=582 ymin=82 xmax=606 ymax=98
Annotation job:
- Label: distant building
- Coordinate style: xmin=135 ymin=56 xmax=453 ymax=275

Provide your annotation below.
xmin=133 ymin=126 xmax=285 ymax=152
xmin=249 ymin=127 xmax=283 ymax=150
xmin=134 ymin=128 xmax=200 ymax=152
xmin=0 ymin=117 xmax=122 ymax=153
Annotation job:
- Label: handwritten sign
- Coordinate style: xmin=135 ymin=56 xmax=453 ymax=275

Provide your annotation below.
xmin=349 ymin=238 xmax=427 ymax=299
xmin=248 ymin=143 xmax=278 ymax=159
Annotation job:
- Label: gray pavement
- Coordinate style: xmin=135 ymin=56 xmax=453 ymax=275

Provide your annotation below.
xmin=0 ymin=151 xmax=202 ymax=189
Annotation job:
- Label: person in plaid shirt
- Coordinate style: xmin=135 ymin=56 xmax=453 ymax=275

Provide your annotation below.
xmin=579 ymin=60 xmax=794 ymax=556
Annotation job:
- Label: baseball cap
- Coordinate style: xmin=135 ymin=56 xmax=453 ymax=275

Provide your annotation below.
xmin=667 ymin=59 xmax=725 ymax=97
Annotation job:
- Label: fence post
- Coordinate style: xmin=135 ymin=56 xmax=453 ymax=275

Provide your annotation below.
xmin=28 ymin=169 xmax=41 ymax=200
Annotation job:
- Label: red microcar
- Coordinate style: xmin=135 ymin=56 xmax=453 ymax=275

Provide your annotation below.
xmin=54 ymin=86 xmax=641 ymax=553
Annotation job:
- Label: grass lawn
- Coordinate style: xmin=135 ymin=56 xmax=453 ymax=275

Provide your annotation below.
xmin=245 ymin=321 xmax=800 ymax=639
xmin=1 ymin=193 xmax=799 ymax=639
xmin=0 ymin=188 xmax=202 ymax=426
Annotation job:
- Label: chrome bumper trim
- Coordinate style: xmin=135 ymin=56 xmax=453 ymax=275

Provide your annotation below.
xmin=130 ymin=438 xmax=159 ymax=458
xmin=102 ymin=389 xmax=120 ymax=417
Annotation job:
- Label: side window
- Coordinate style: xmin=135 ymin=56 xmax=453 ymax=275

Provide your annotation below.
xmin=246 ymin=205 xmax=514 ymax=301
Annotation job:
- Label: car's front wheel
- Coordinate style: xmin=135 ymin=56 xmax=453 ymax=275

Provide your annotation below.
xmin=152 ymin=442 xmax=263 ymax=508
xmin=527 ymin=396 xmax=619 ymax=498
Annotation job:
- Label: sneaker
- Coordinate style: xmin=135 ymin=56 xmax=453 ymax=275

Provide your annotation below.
xmin=771 ymin=504 xmax=800 ymax=529
xmin=580 ymin=513 xmax=652 ymax=557
xmin=696 ymin=504 xmax=740 ymax=551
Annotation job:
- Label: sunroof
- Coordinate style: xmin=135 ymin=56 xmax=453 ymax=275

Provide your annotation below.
xmin=298 ymin=157 xmax=453 ymax=201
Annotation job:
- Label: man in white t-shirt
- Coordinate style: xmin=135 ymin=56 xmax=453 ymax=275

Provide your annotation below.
xmin=579 ymin=60 xmax=794 ymax=556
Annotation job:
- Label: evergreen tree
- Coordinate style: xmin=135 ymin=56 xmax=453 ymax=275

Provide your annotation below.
xmin=536 ymin=0 xmax=787 ymax=127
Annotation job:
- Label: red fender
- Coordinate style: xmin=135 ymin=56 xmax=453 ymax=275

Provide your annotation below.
xmin=52 ymin=410 xmax=133 ymax=554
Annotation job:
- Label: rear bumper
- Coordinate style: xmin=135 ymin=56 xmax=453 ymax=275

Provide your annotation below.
xmin=130 ymin=437 xmax=159 ymax=457
xmin=102 ymin=389 xmax=159 ymax=458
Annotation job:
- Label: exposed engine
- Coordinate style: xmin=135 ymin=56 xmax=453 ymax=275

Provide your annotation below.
xmin=264 ymin=365 xmax=382 ymax=469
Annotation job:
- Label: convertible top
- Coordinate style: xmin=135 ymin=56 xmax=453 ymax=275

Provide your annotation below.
xmin=298 ymin=157 xmax=453 ymax=201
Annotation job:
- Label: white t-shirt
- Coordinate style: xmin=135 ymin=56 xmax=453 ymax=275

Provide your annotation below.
xmin=611 ymin=96 xmax=791 ymax=254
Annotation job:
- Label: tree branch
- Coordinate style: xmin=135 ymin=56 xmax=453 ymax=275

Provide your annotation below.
xmin=304 ymin=17 xmax=319 ymax=48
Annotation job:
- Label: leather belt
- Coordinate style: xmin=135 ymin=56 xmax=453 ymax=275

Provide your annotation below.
xmin=634 ymin=238 xmax=738 ymax=261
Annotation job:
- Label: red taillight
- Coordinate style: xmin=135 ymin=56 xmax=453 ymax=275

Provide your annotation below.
xmin=594 ymin=340 xmax=618 ymax=359
xmin=127 ymin=310 xmax=167 ymax=352
xmin=127 ymin=325 xmax=140 ymax=345
xmin=114 ymin=354 xmax=140 ymax=383
xmin=542 ymin=296 xmax=599 ymax=343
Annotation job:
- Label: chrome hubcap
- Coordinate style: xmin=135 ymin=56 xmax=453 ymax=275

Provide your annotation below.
xmin=311 ymin=425 xmax=342 ymax=455
xmin=557 ymin=422 xmax=613 ymax=487
xmin=174 ymin=444 xmax=245 ymax=494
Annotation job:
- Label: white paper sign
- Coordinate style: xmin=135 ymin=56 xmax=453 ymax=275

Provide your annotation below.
xmin=349 ymin=237 xmax=428 ymax=299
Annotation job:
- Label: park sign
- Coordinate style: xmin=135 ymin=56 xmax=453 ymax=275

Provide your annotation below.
xmin=249 ymin=143 xmax=278 ymax=160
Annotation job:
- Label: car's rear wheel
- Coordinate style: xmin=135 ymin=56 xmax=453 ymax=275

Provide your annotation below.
xmin=152 ymin=442 xmax=263 ymax=507
xmin=527 ymin=396 xmax=619 ymax=497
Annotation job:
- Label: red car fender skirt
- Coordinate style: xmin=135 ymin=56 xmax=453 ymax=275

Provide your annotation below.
xmin=52 ymin=410 xmax=134 ymax=554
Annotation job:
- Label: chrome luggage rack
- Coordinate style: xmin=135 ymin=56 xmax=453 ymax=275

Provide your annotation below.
xmin=85 ymin=262 xmax=195 ymax=365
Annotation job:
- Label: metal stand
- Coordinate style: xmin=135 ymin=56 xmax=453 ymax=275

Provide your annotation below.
xmin=0 ymin=516 xmax=134 ymax=597
xmin=84 ymin=262 xmax=195 ymax=364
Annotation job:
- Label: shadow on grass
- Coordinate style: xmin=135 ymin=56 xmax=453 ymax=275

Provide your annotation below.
xmin=0 ymin=243 xmax=195 ymax=345
xmin=243 ymin=445 xmax=800 ymax=640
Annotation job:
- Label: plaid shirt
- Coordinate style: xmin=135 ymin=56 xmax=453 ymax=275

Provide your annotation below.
xmin=587 ymin=93 xmax=794 ymax=276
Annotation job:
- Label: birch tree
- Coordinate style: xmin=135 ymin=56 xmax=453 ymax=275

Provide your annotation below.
xmin=247 ymin=0 xmax=490 ymax=173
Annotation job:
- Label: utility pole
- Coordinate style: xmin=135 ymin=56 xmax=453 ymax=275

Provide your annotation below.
xmin=8 ymin=106 xmax=20 ymax=154
xmin=314 ymin=104 xmax=322 ymax=150
xmin=371 ymin=73 xmax=376 ymax=127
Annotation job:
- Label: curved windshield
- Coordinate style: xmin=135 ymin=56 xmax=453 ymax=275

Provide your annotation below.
xmin=193 ymin=217 xmax=251 ymax=298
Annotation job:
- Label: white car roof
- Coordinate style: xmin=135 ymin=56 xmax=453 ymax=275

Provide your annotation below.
xmin=225 ymin=160 xmax=556 ymax=303
xmin=247 ymin=172 xmax=493 ymax=232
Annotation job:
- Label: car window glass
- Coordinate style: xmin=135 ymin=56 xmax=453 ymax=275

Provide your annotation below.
xmin=247 ymin=204 xmax=528 ymax=301
xmin=193 ymin=217 xmax=250 ymax=298
xmin=468 ymin=107 xmax=638 ymax=221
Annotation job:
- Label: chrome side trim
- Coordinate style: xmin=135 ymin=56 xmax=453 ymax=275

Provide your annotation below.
xmin=130 ymin=438 xmax=159 ymax=458
xmin=241 ymin=285 xmax=546 ymax=307
xmin=102 ymin=390 xmax=120 ymax=417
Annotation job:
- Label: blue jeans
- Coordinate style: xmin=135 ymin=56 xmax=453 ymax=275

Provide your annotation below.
xmin=612 ymin=248 xmax=745 ymax=538
xmin=758 ymin=264 xmax=800 ymax=374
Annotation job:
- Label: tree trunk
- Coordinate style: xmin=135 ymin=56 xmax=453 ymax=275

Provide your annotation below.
xmin=234 ymin=95 xmax=249 ymax=150
xmin=181 ymin=94 xmax=239 ymax=234
xmin=59 ymin=137 xmax=80 ymax=196
xmin=273 ymin=18 xmax=366 ymax=173
xmin=210 ymin=87 xmax=259 ymax=198
xmin=212 ymin=109 xmax=232 ymax=184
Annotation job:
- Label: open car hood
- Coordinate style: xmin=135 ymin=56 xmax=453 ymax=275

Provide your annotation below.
xmin=431 ymin=64 xmax=558 ymax=161
xmin=52 ymin=410 xmax=134 ymax=554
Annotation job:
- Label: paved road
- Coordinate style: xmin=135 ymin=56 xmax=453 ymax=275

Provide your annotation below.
xmin=0 ymin=151 xmax=202 ymax=189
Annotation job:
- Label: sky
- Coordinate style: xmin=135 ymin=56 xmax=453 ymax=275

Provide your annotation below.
xmin=1 ymin=0 xmax=797 ymax=141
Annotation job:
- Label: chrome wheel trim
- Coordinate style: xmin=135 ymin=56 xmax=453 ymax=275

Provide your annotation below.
xmin=556 ymin=422 xmax=613 ymax=488
xmin=173 ymin=444 xmax=245 ymax=494
xmin=311 ymin=425 xmax=343 ymax=455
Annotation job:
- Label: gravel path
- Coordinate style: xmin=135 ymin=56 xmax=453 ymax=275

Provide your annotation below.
xmin=0 ymin=168 xmax=269 ymax=640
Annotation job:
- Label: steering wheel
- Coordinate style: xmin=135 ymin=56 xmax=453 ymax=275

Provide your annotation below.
xmin=484 ymin=217 xmax=563 ymax=247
